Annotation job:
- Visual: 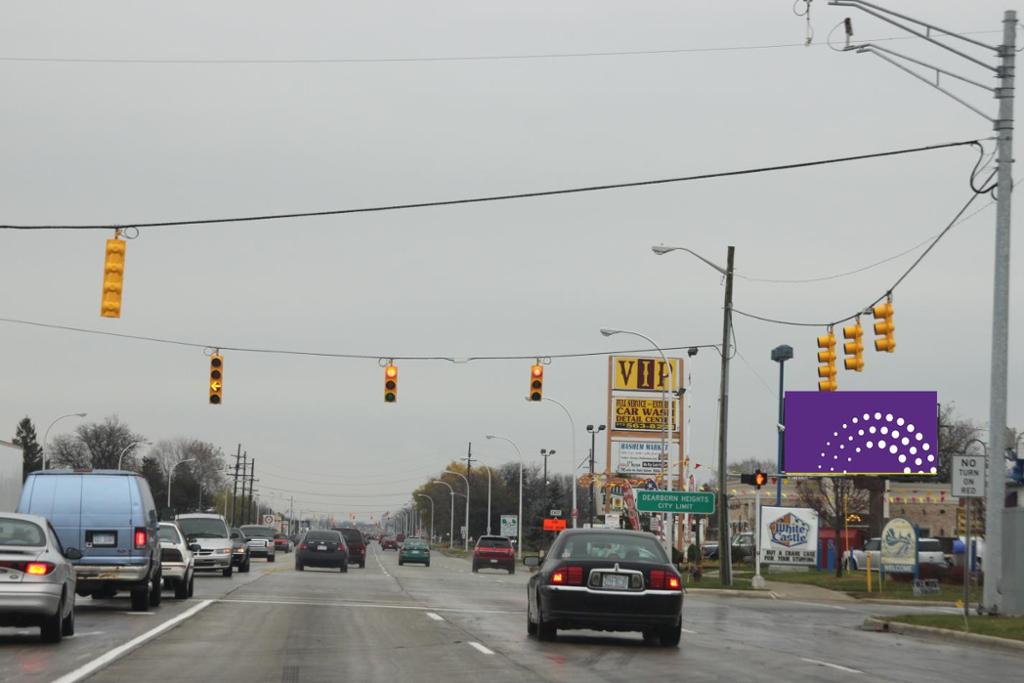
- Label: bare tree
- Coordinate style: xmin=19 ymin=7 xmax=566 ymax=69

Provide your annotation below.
xmin=797 ymin=477 xmax=868 ymax=577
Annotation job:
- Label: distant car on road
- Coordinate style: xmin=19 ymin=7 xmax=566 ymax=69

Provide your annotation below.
xmin=158 ymin=522 xmax=197 ymax=599
xmin=177 ymin=513 xmax=234 ymax=577
xmin=399 ymin=538 xmax=430 ymax=567
xmin=525 ymin=529 xmax=683 ymax=647
xmin=273 ymin=533 xmax=291 ymax=553
xmin=335 ymin=528 xmax=366 ymax=568
xmin=240 ymin=525 xmax=277 ymax=562
xmin=381 ymin=536 xmax=399 ymax=551
xmin=473 ymin=536 xmax=515 ymax=574
xmin=229 ymin=528 xmax=252 ymax=572
xmin=0 ymin=513 xmax=80 ymax=642
xmin=296 ymin=530 xmax=349 ymax=572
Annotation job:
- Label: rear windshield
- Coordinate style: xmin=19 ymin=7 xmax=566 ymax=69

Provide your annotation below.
xmin=338 ymin=529 xmax=363 ymax=543
xmin=305 ymin=531 xmax=342 ymax=543
xmin=0 ymin=518 xmax=45 ymax=546
xmin=478 ymin=537 xmax=512 ymax=548
xmin=865 ymin=540 xmax=881 ymax=551
xmin=241 ymin=526 xmax=275 ymax=538
xmin=178 ymin=518 xmax=228 ymax=539
xmin=919 ymin=539 xmax=942 ymax=552
xmin=404 ymin=539 xmax=428 ymax=548
xmin=556 ymin=533 xmax=667 ymax=563
xmin=158 ymin=525 xmax=182 ymax=544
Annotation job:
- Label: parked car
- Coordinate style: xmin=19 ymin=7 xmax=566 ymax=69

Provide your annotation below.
xmin=239 ymin=525 xmax=277 ymax=562
xmin=525 ymin=529 xmax=683 ymax=647
xmin=158 ymin=522 xmax=197 ymax=599
xmin=335 ymin=528 xmax=366 ymax=568
xmin=473 ymin=535 xmax=515 ymax=574
xmin=17 ymin=470 xmax=162 ymax=612
xmin=295 ymin=530 xmax=348 ymax=572
xmin=843 ymin=537 xmax=947 ymax=571
xmin=0 ymin=513 xmax=80 ymax=642
xmin=398 ymin=537 xmax=430 ymax=566
xmin=177 ymin=513 xmax=234 ymax=577
xmin=381 ymin=536 xmax=399 ymax=551
xmin=273 ymin=533 xmax=291 ymax=553
xmin=229 ymin=528 xmax=251 ymax=572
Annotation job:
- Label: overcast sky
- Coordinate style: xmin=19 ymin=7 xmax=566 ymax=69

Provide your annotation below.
xmin=1 ymin=1 xmax=1019 ymax=521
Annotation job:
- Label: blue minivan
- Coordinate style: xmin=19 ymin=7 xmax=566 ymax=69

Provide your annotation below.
xmin=17 ymin=470 xmax=163 ymax=611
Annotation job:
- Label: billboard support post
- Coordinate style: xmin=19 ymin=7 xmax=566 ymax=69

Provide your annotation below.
xmin=751 ymin=485 xmax=765 ymax=589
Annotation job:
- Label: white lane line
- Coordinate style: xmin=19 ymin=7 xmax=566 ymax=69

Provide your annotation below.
xmin=681 ymin=627 xmax=698 ymax=634
xmin=468 ymin=642 xmax=495 ymax=655
xmin=217 ymin=597 xmax=521 ymax=615
xmin=66 ymin=631 xmax=105 ymax=638
xmin=426 ymin=612 xmax=444 ymax=621
xmin=374 ymin=547 xmax=392 ymax=578
xmin=52 ymin=600 xmax=214 ymax=683
xmin=789 ymin=601 xmax=849 ymax=611
xmin=800 ymin=657 xmax=863 ymax=674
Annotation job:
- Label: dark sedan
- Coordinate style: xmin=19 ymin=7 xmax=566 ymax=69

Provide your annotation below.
xmin=295 ymin=530 xmax=348 ymax=572
xmin=525 ymin=529 xmax=683 ymax=647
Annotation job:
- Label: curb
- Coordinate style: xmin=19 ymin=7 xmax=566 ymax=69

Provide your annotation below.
xmin=856 ymin=598 xmax=959 ymax=607
xmin=862 ymin=617 xmax=1024 ymax=652
xmin=685 ymin=588 xmax=777 ymax=599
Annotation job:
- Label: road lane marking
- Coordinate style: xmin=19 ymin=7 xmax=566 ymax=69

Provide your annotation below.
xmin=681 ymin=627 xmax=698 ymax=634
xmin=800 ymin=658 xmax=863 ymax=674
xmin=426 ymin=612 xmax=444 ymax=621
xmin=789 ymin=601 xmax=849 ymax=611
xmin=66 ymin=631 xmax=105 ymax=638
xmin=468 ymin=642 xmax=495 ymax=655
xmin=217 ymin=597 xmax=521 ymax=614
xmin=52 ymin=600 xmax=214 ymax=683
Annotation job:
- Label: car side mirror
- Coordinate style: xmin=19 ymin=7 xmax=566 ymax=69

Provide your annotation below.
xmin=64 ymin=547 xmax=83 ymax=560
xmin=189 ymin=544 xmax=202 ymax=553
xmin=186 ymin=536 xmax=197 ymax=544
xmin=523 ymin=556 xmax=541 ymax=568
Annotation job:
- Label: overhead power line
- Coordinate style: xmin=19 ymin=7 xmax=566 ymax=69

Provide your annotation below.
xmin=0 ymin=139 xmax=982 ymax=231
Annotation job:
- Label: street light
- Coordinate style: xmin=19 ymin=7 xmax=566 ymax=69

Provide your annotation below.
xmin=444 ymin=470 xmax=471 ymax=552
xmin=586 ymin=424 xmax=606 ymax=526
xmin=771 ymin=345 xmax=794 ymax=505
xmin=486 ymin=435 xmax=524 ymax=559
xmin=41 ymin=412 xmax=87 ymax=471
xmin=415 ymin=494 xmax=434 ymax=544
xmin=600 ymin=327 xmax=675 ymax=555
xmin=432 ymin=480 xmax=456 ymax=550
xmin=652 ymin=243 xmax=736 ymax=586
xmin=167 ymin=458 xmax=196 ymax=510
xmin=117 ymin=440 xmax=151 ymax=470
xmin=529 ymin=396 xmax=580 ymax=529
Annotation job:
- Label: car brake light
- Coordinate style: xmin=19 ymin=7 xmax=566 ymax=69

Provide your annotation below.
xmin=649 ymin=570 xmax=682 ymax=590
xmin=551 ymin=565 xmax=584 ymax=586
xmin=668 ymin=576 xmax=681 ymax=589
xmin=134 ymin=528 xmax=148 ymax=549
xmin=300 ymin=543 xmax=307 ymax=550
xmin=25 ymin=562 xmax=54 ymax=575
xmin=551 ymin=570 xmax=565 ymax=585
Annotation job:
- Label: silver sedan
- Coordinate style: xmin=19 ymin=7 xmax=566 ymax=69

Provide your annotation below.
xmin=0 ymin=513 xmax=81 ymax=642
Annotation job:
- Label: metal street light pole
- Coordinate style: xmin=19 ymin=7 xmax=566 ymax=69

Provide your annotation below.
xmin=415 ymin=494 xmax=434 ymax=544
xmin=535 ymin=397 xmax=580 ymax=529
xmin=117 ymin=440 xmax=151 ymax=470
xmin=41 ymin=412 xmax=87 ymax=471
xmin=651 ymin=244 xmax=735 ymax=585
xmin=167 ymin=458 xmax=196 ymax=510
xmin=484 ymin=467 xmax=492 ymax=535
xmin=432 ymin=480 xmax=456 ymax=550
xmin=486 ymin=435 xmax=524 ymax=559
xmin=771 ymin=345 xmax=794 ymax=505
xmin=830 ymin=0 xmax=1016 ymax=616
xmin=600 ymin=328 xmax=675 ymax=556
xmin=444 ymin=470 xmax=471 ymax=552
xmin=586 ymin=425 xmax=606 ymax=527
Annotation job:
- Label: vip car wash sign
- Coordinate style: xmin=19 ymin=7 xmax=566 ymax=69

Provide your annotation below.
xmin=612 ymin=356 xmax=679 ymax=392
xmin=880 ymin=518 xmax=917 ymax=574
xmin=952 ymin=454 xmax=985 ymax=498
xmin=759 ymin=506 xmax=819 ymax=566
xmin=635 ymin=490 xmax=715 ymax=515
xmin=613 ymin=397 xmax=678 ymax=432
xmin=500 ymin=515 xmax=518 ymax=538
xmin=613 ymin=439 xmax=667 ymax=475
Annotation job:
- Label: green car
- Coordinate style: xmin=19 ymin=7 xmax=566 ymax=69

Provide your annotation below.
xmin=398 ymin=540 xmax=431 ymax=567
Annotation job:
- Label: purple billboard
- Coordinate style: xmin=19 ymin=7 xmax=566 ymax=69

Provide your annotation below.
xmin=784 ymin=391 xmax=938 ymax=476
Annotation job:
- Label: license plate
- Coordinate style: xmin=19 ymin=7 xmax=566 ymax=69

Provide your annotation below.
xmin=92 ymin=533 xmax=116 ymax=546
xmin=317 ymin=544 xmax=327 ymax=551
xmin=489 ymin=559 xmax=497 ymax=563
xmin=602 ymin=574 xmax=629 ymax=590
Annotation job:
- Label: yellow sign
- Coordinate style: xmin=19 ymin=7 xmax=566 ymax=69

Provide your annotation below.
xmin=613 ymin=397 xmax=678 ymax=432
xmin=612 ymin=356 xmax=680 ymax=392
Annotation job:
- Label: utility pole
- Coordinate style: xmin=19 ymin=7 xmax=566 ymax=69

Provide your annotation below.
xmin=237 ymin=452 xmax=248 ymax=527
xmin=830 ymin=0 xmax=1016 ymax=615
xmin=249 ymin=459 xmax=256 ymax=525
xmin=289 ymin=496 xmax=295 ymax=536
xmin=717 ymin=246 xmax=736 ymax=587
xmin=230 ymin=445 xmax=241 ymax=527
xmin=463 ymin=442 xmax=475 ymax=476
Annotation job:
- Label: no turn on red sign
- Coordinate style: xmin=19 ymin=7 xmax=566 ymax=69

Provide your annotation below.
xmin=952 ymin=455 xmax=985 ymax=498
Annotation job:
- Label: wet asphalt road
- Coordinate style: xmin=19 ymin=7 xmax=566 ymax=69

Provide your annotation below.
xmin=0 ymin=544 xmax=1018 ymax=682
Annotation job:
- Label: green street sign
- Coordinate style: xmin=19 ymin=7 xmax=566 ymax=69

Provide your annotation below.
xmin=635 ymin=490 xmax=715 ymax=515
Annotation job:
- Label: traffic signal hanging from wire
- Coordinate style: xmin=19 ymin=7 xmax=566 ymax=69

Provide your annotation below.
xmin=529 ymin=362 xmax=544 ymax=401
xmin=209 ymin=352 xmax=224 ymax=405
xmin=100 ymin=231 xmax=126 ymax=318
xmin=384 ymin=362 xmax=398 ymax=403
xmin=817 ymin=328 xmax=838 ymax=392
xmin=843 ymin=320 xmax=864 ymax=372
xmin=873 ymin=297 xmax=895 ymax=352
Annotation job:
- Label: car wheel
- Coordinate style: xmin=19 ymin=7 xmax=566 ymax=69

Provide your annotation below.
xmin=268 ymin=553 xmax=275 ymax=563
xmin=174 ymin=577 xmax=189 ymax=600
xmin=40 ymin=596 xmax=64 ymax=643
xmin=508 ymin=567 xmax=515 ymax=575
xmin=425 ymin=561 xmax=430 ymax=567
xmin=341 ymin=562 xmax=348 ymax=573
xmin=472 ymin=563 xmax=479 ymax=573
xmin=526 ymin=598 xmax=538 ymax=636
xmin=222 ymin=565 xmax=233 ymax=578
xmin=240 ymin=558 xmax=251 ymax=573
xmin=296 ymin=563 xmax=304 ymax=571
xmin=130 ymin=586 xmax=150 ymax=612
xmin=150 ymin=572 xmax=162 ymax=607
xmin=658 ymin=619 xmax=682 ymax=648
xmin=360 ymin=561 xmax=366 ymax=569
xmin=60 ymin=598 xmax=75 ymax=636
xmin=537 ymin=614 xmax=557 ymax=642
xmin=186 ymin=573 xmax=195 ymax=598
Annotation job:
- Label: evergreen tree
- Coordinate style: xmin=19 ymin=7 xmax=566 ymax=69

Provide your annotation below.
xmin=12 ymin=417 xmax=42 ymax=481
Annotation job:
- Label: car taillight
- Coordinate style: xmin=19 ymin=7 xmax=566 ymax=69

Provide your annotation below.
xmin=300 ymin=543 xmax=307 ymax=550
xmin=551 ymin=570 xmax=566 ymax=584
xmin=134 ymin=528 xmax=148 ymax=549
xmin=668 ymin=576 xmax=681 ymax=589
xmin=551 ymin=565 xmax=584 ymax=586
xmin=25 ymin=562 xmax=55 ymax=575
xmin=649 ymin=569 xmax=682 ymax=590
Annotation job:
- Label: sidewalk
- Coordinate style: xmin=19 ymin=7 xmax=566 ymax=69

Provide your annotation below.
xmin=760 ymin=579 xmax=856 ymax=602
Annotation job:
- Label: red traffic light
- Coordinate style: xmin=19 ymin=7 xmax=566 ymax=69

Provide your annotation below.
xmin=529 ymin=363 xmax=544 ymax=401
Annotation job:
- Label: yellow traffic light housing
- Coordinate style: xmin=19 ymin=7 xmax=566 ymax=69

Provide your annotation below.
xmin=873 ymin=299 xmax=895 ymax=352
xmin=817 ymin=328 xmax=838 ymax=392
xmin=100 ymin=232 xmax=126 ymax=318
xmin=209 ymin=353 xmax=224 ymax=405
xmin=843 ymin=321 xmax=865 ymax=371
xmin=529 ymin=363 xmax=544 ymax=401
xmin=384 ymin=363 xmax=398 ymax=403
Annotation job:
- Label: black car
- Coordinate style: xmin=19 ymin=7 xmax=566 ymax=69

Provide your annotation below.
xmin=334 ymin=528 xmax=366 ymax=569
xmin=525 ymin=529 xmax=683 ymax=647
xmin=295 ymin=530 xmax=349 ymax=572
xmin=229 ymin=528 xmax=252 ymax=572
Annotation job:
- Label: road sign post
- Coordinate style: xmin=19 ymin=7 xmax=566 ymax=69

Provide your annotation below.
xmin=635 ymin=490 xmax=715 ymax=515
xmin=953 ymin=453 xmax=985 ymax=620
